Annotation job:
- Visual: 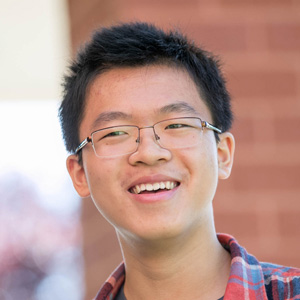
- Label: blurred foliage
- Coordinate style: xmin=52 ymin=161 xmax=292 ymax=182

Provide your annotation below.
xmin=0 ymin=172 xmax=83 ymax=300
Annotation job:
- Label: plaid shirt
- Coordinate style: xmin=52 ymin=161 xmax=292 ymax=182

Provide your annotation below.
xmin=93 ymin=234 xmax=300 ymax=300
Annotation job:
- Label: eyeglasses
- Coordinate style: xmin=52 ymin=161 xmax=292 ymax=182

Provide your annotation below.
xmin=75 ymin=117 xmax=222 ymax=157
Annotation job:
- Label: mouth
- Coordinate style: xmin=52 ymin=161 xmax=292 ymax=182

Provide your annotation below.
xmin=129 ymin=181 xmax=180 ymax=194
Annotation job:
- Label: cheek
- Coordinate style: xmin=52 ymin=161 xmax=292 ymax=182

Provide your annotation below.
xmin=177 ymin=142 xmax=219 ymax=196
xmin=84 ymin=161 xmax=119 ymax=205
xmin=86 ymin=168 xmax=119 ymax=222
xmin=85 ymin=162 xmax=130 ymax=229
xmin=179 ymin=141 xmax=218 ymax=174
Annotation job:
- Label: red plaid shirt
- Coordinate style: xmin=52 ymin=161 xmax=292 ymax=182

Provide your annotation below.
xmin=93 ymin=234 xmax=300 ymax=300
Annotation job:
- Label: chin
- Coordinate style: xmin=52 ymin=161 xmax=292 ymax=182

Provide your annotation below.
xmin=120 ymin=221 xmax=193 ymax=245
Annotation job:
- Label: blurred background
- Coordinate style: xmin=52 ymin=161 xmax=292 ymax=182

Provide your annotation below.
xmin=0 ymin=0 xmax=299 ymax=299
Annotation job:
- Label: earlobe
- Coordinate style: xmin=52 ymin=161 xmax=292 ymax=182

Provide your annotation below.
xmin=66 ymin=155 xmax=91 ymax=197
xmin=217 ymin=132 xmax=235 ymax=180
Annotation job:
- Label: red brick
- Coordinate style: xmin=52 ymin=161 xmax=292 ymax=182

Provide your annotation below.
xmin=231 ymin=165 xmax=300 ymax=190
xmin=124 ymin=0 xmax=200 ymax=4
xmin=237 ymin=236 xmax=300 ymax=268
xmin=252 ymin=118 xmax=277 ymax=143
xmin=234 ymin=142 xmax=300 ymax=167
xmin=274 ymin=117 xmax=300 ymax=141
xmin=231 ymin=96 xmax=300 ymax=120
xmin=219 ymin=0 xmax=294 ymax=5
xmin=214 ymin=190 xmax=255 ymax=213
xmin=215 ymin=212 xmax=259 ymax=237
xmin=80 ymin=196 xmax=95 ymax=219
xmin=85 ymin=250 xmax=122 ymax=299
xmin=82 ymin=200 xmax=122 ymax=298
xmin=231 ymin=118 xmax=255 ymax=143
xmin=83 ymin=215 xmax=110 ymax=242
xmin=68 ymin=0 xmax=116 ymax=49
xmin=276 ymin=194 xmax=300 ymax=212
xmin=223 ymin=52 xmax=300 ymax=73
xmin=259 ymin=237 xmax=300 ymax=268
xmin=188 ymin=24 xmax=247 ymax=52
xmin=83 ymin=222 xmax=120 ymax=262
xmin=232 ymin=118 xmax=278 ymax=145
xmin=116 ymin=6 xmax=208 ymax=34
xmin=275 ymin=237 xmax=300 ymax=268
xmin=215 ymin=190 xmax=300 ymax=212
xmin=278 ymin=212 xmax=300 ymax=236
xmin=227 ymin=71 xmax=298 ymax=99
xmin=215 ymin=175 xmax=236 ymax=194
xmin=267 ymin=24 xmax=300 ymax=51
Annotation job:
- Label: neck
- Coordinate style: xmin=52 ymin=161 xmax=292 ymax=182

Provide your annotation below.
xmin=117 ymin=212 xmax=231 ymax=300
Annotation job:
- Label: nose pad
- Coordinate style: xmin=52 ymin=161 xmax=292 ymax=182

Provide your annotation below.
xmin=135 ymin=134 xmax=160 ymax=144
xmin=129 ymin=127 xmax=171 ymax=165
xmin=135 ymin=127 xmax=160 ymax=144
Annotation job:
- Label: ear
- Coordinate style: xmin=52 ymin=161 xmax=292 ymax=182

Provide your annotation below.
xmin=66 ymin=154 xmax=90 ymax=197
xmin=217 ymin=132 xmax=235 ymax=180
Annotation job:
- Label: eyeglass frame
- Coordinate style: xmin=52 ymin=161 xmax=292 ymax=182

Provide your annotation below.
xmin=75 ymin=117 xmax=222 ymax=157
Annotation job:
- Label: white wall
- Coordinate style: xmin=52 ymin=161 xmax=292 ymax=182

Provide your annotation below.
xmin=0 ymin=0 xmax=70 ymax=100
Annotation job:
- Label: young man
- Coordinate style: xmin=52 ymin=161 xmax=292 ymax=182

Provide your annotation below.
xmin=59 ymin=22 xmax=300 ymax=300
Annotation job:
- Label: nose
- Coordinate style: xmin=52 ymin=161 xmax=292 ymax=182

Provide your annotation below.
xmin=128 ymin=127 xmax=172 ymax=166
xmin=135 ymin=125 xmax=160 ymax=144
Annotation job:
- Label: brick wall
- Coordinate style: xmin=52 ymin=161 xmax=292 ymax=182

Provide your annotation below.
xmin=67 ymin=0 xmax=300 ymax=298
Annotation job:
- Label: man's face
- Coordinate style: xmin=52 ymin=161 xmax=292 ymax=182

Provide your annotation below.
xmin=67 ymin=65 xmax=234 ymax=242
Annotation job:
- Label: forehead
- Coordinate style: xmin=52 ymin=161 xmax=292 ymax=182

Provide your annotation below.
xmin=80 ymin=65 xmax=211 ymax=135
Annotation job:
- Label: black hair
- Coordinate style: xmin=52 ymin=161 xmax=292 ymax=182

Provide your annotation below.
xmin=59 ymin=22 xmax=233 ymax=155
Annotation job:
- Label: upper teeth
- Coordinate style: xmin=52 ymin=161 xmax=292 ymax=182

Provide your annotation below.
xmin=131 ymin=181 xmax=178 ymax=194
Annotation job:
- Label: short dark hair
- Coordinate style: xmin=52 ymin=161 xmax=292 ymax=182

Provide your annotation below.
xmin=59 ymin=22 xmax=233 ymax=154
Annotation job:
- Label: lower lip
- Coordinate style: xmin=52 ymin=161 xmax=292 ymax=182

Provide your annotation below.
xmin=129 ymin=185 xmax=179 ymax=203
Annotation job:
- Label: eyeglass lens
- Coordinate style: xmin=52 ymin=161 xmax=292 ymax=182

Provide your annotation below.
xmin=91 ymin=118 xmax=204 ymax=157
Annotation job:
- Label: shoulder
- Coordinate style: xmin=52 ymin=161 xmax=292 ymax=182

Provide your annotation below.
xmin=217 ymin=234 xmax=300 ymax=300
xmin=260 ymin=262 xmax=300 ymax=299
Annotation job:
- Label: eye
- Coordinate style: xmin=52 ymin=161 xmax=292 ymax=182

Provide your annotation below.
xmin=165 ymin=123 xmax=192 ymax=129
xmin=102 ymin=130 xmax=128 ymax=139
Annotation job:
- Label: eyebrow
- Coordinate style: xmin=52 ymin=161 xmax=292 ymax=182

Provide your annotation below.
xmin=91 ymin=111 xmax=133 ymax=129
xmin=91 ymin=101 xmax=198 ymax=130
xmin=157 ymin=101 xmax=198 ymax=115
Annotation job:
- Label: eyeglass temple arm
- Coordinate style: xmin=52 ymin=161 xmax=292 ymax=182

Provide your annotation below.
xmin=202 ymin=121 xmax=222 ymax=134
xmin=75 ymin=137 xmax=92 ymax=154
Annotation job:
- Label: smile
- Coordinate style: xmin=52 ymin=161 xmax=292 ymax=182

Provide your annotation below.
xmin=129 ymin=181 xmax=179 ymax=194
